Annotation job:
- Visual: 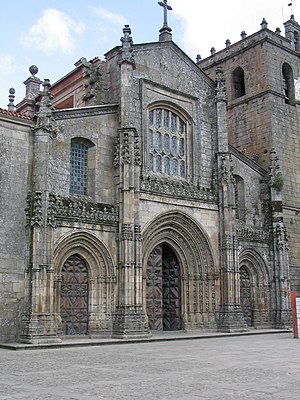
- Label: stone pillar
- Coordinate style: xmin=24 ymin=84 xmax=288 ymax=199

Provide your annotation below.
xmin=112 ymin=26 xmax=150 ymax=338
xmin=215 ymin=67 xmax=248 ymax=332
xmin=20 ymin=79 xmax=61 ymax=344
xmin=269 ymin=149 xmax=291 ymax=328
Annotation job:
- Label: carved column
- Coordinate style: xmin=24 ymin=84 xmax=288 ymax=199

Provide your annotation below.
xmin=215 ymin=67 xmax=248 ymax=332
xmin=112 ymin=26 xmax=149 ymax=338
xmin=269 ymin=148 xmax=291 ymax=327
xmin=21 ymin=79 xmax=61 ymax=344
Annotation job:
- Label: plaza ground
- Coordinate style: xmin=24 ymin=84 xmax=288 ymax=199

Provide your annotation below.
xmin=0 ymin=332 xmax=299 ymax=399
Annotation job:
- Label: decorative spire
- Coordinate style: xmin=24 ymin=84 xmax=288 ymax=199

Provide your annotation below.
xmin=260 ymin=18 xmax=268 ymax=30
xmin=34 ymin=79 xmax=57 ymax=136
xmin=225 ymin=39 xmax=231 ymax=48
xmin=7 ymin=88 xmax=15 ymax=111
xmin=158 ymin=0 xmax=172 ymax=42
xmin=210 ymin=47 xmax=216 ymax=55
xmin=240 ymin=31 xmax=247 ymax=39
xmin=119 ymin=25 xmax=135 ymax=68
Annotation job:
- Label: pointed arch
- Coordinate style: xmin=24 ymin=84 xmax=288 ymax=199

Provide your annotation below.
xmin=54 ymin=231 xmax=114 ymax=279
xmin=53 ymin=231 xmax=116 ymax=336
xmin=142 ymin=211 xmax=219 ymax=330
xmin=239 ymin=248 xmax=271 ymax=328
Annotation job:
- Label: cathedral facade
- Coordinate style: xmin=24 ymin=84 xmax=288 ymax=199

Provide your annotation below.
xmin=0 ymin=9 xmax=296 ymax=343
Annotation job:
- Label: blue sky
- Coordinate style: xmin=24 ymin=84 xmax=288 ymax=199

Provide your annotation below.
xmin=0 ymin=0 xmax=298 ymax=108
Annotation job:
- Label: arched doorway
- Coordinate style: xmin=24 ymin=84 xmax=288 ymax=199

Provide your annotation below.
xmin=146 ymin=243 xmax=182 ymax=331
xmin=239 ymin=266 xmax=253 ymax=327
xmin=60 ymin=254 xmax=89 ymax=335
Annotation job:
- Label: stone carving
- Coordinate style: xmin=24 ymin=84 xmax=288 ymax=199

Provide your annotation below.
xmin=120 ymin=224 xmax=134 ymax=241
xmin=121 ymin=130 xmax=132 ymax=164
xmin=33 ymin=79 xmax=58 ymax=137
xmin=236 ymin=220 xmax=269 ymax=242
xmin=81 ymin=57 xmax=105 ymax=105
xmin=140 ymin=176 xmax=217 ymax=203
xmin=269 ymin=148 xmax=283 ymax=190
xmin=47 ymin=194 xmax=118 ymax=225
xmin=119 ymin=25 xmax=135 ymax=68
xmin=274 ymin=222 xmax=289 ymax=252
xmin=25 ymin=191 xmax=43 ymax=227
xmin=134 ymin=224 xmax=142 ymax=241
xmin=220 ymin=155 xmax=234 ymax=184
xmin=215 ymin=67 xmax=227 ymax=102
xmin=113 ymin=132 xmax=121 ymax=167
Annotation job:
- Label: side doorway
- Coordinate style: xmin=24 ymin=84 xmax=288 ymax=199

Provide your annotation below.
xmin=60 ymin=254 xmax=89 ymax=335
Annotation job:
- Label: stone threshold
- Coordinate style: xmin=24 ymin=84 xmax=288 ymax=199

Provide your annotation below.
xmin=0 ymin=329 xmax=291 ymax=351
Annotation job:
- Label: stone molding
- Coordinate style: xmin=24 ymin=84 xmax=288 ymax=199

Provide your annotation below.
xmin=236 ymin=220 xmax=269 ymax=242
xmin=140 ymin=176 xmax=217 ymax=203
xmin=25 ymin=192 xmax=118 ymax=227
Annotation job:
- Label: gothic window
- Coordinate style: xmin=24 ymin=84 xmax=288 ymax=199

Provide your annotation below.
xmin=234 ymin=175 xmax=246 ymax=221
xmin=70 ymin=138 xmax=95 ymax=196
xmin=282 ymin=63 xmax=295 ymax=105
xmin=233 ymin=67 xmax=246 ymax=98
xmin=148 ymin=107 xmax=187 ymax=178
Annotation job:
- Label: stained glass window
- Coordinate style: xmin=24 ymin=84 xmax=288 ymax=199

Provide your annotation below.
xmin=148 ymin=108 xmax=187 ymax=178
xmin=70 ymin=142 xmax=88 ymax=195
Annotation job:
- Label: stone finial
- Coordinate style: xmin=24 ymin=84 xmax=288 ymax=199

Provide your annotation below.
xmin=210 ymin=47 xmax=216 ymax=55
xmin=215 ymin=67 xmax=227 ymax=103
xmin=120 ymin=25 xmax=135 ymax=68
xmin=275 ymin=27 xmax=281 ymax=35
xmin=158 ymin=0 xmax=172 ymax=41
xmin=24 ymin=65 xmax=41 ymax=100
xmin=7 ymin=88 xmax=16 ymax=111
xmin=240 ymin=31 xmax=247 ymax=39
xmin=260 ymin=18 xmax=268 ymax=30
xmin=196 ymin=54 xmax=202 ymax=64
xmin=34 ymin=78 xmax=57 ymax=136
xmin=225 ymin=39 xmax=231 ymax=48
xmin=29 ymin=65 xmax=39 ymax=77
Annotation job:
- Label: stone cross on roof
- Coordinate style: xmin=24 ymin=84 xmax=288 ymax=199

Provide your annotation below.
xmin=158 ymin=0 xmax=172 ymax=29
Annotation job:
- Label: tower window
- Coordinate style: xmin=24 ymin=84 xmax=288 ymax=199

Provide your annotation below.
xmin=282 ymin=63 xmax=295 ymax=105
xmin=233 ymin=67 xmax=246 ymax=98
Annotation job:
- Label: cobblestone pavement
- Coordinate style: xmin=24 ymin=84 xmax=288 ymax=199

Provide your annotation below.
xmin=0 ymin=333 xmax=299 ymax=400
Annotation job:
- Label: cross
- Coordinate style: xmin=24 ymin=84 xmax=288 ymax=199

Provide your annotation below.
xmin=158 ymin=0 xmax=172 ymax=28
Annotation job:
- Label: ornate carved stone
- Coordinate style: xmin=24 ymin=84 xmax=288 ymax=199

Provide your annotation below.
xmin=33 ymin=79 xmax=58 ymax=137
xmin=140 ymin=176 xmax=217 ymax=203
xmin=236 ymin=220 xmax=269 ymax=242
xmin=215 ymin=67 xmax=227 ymax=103
xmin=119 ymin=25 xmax=135 ymax=68
xmin=47 ymin=194 xmax=118 ymax=225
xmin=120 ymin=223 xmax=134 ymax=241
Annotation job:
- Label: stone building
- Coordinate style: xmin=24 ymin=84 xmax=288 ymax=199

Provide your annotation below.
xmin=0 ymin=5 xmax=295 ymax=343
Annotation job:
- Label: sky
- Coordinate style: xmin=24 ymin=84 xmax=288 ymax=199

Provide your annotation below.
xmin=0 ymin=0 xmax=299 ymax=108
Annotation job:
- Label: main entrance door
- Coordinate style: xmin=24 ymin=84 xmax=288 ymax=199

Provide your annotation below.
xmin=60 ymin=254 xmax=89 ymax=335
xmin=146 ymin=244 xmax=181 ymax=331
xmin=240 ymin=266 xmax=253 ymax=327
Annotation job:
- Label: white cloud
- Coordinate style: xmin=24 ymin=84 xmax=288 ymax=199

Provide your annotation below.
xmin=92 ymin=6 xmax=127 ymax=26
xmin=22 ymin=9 xmax=85 ymax=54
xmin=169 ymin=0 xmax=300 ymax=59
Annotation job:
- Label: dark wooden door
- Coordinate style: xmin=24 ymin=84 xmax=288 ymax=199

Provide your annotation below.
xmin=60 ymin=254 xmax=89 ymax=335
xmin=146 ymin=244 xmax=181 ymax=331
xmin=240 ymin=266 xmax=253 ymax=327
xmin=162 ymin=245 xmax=181 ymax=330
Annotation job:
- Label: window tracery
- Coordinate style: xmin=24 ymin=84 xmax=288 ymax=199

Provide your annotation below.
xmin=148 ymin=108 xmax=187 ymax=178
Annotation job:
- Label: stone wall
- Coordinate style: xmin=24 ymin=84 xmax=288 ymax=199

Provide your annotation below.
xmin=0 ymin=116 xmax=32 ymax=342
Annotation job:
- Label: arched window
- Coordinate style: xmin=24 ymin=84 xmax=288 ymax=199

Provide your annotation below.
xmin=70 ymin=137 xmax=95 ymax=196
xmin=233 ymin=67 xmax=246 ymax=99
xmin=234 ymin=175 xmax=246 ymax=220
xmin=294 ymin=31 xmax=299 ymax=52
xmin=148 ymin=108 xmax=187 ymax=178
xmin=282 ymin=63 xmax=295 ymax=105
